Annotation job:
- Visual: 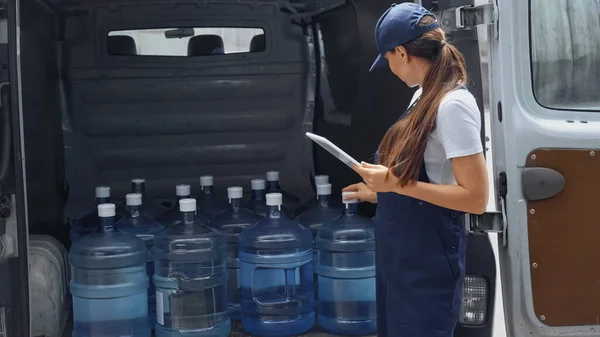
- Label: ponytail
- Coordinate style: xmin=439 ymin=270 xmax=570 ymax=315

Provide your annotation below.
xmin=377 ymin=17 xmax=468 ymax=187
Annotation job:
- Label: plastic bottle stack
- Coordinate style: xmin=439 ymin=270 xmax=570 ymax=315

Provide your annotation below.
xmin=117 ymin=193 xmax=165 ymax=329
xmin=239 ymin=193 xmax=315 ymax=336
xmin=156 ymin=184 xmax=192 ymax=227
xmin=211 ymin=186 xmax=262 ymax=320
xmin=316 ymin=192 xmax=377 ymax=335
xmin=153 ymin=198 xmax=230 ymax=337
xmin=70 ymin=186 xmax=122 ymax=243
xmin=69 ymin=203 xmax=150 ymax=337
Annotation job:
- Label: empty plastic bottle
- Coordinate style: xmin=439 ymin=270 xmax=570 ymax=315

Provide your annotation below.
xmin=239 ymin=193 xmax=315 ymax=336
xmin=211 ymin=186 xmax=262 ymax=320
xmin=316 ymin=192 xmax=376 ymax=335
xmin=117 ymin=193 xmax=165 ymax=329
xmin=70 ymin=186 xmax=122 ymax=244
xmin=69 ymin=203 xmax=150 ymax=337
xmin=153 ymin=198 xmax=230 ymax=337
xmin=294 ymin=183 xmax=342 ymax=309
xmin=116 ymin=179 xmax=166 ymax=219
xmin=156 ymin=184 xmax=192 ymax=227
xmin=265 ymin=171 xmax=300 ymax=213
xmin=198 ymin=175 xmax=227 ymax=223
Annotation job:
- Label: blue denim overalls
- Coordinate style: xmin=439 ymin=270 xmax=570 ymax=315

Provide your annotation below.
xmin=373 ymin=94 xmax=467 ymax=337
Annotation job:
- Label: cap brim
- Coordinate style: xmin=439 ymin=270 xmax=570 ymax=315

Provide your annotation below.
xmin=369 ymin=53 xmax=387 ymax=72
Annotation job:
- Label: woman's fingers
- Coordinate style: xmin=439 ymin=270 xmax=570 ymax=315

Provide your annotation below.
xmin=360 ymin=161 xmax=379 ymax=168
xmin=342 ymin=183 xmax=360 ymax=192
xmin=342 ymin=192 xmax=358 ymax=200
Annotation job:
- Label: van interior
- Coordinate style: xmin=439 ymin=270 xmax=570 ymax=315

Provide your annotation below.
xmin=4 ymin=0 xmax=495 ymax=336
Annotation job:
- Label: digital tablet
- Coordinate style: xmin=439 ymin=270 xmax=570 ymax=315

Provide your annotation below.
xmin=305 ymin=132 xmax=361 ymax=168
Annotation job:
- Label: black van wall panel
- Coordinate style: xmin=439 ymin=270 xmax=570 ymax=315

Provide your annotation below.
xmin=62 ymin=2 xmax=314 ymax=219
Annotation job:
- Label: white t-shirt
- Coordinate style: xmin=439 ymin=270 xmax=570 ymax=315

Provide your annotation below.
xmin=408 ymin=88 xmax=483 ymax=185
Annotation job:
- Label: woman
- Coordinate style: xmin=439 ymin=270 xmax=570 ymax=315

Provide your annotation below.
xmin=343 ymin=3 xmax=489 ymax=337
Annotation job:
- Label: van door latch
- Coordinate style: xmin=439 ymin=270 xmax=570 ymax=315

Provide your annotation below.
xmin=434 ymin=3 xmax=496 ymax=32
xmin=466 ymin=171 xmax=508 ymax=247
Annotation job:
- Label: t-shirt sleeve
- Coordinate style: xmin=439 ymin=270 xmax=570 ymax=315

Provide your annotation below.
xmin=436 ymin=97 xmax=483 ymax=160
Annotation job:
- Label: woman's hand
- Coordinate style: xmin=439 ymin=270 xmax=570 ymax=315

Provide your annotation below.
xmin=352 ymin=162 xmax=400 ymax=193
xmin=342 ymin=182 xmax=378 ymax=203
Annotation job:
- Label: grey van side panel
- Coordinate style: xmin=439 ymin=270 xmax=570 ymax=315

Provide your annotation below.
xmin=62 ymin=2 xmax=314 ymax=219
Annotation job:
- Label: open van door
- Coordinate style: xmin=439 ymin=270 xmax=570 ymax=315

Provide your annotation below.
xmin=0 ymin=0 xmax=31 ymax=335
xmin=488 ymin=0 xmax=600 ymax=335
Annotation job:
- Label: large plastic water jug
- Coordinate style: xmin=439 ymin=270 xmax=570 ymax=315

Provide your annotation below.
xmin=69 ymin=203 xmax=150 ymax=337
xmin=294 ymin=183 xmax=342 ymax=309
xmin=116 ymin=179 xmax=166 ymax=219
xmin=239 ymin=193 xmax=315 ymax=336
xmin=70 ymin=186 xmax=122 ymax=243
xmin=156 ymin=184 xmax=192 ymax=227
xmin=265 ymin=171 xmax=300 ymax=214
xmin=197 ymin=176 xmax=227 ymax=223
xmin=117 ymin=193 xmax=165 ymax=329
xmin=316 ymin=192 xmax=376 ymax=335
xmin=211 ymin=186 xmax=261 ymax=320
xmin=153 ymin=198 xmax=230 ymax=337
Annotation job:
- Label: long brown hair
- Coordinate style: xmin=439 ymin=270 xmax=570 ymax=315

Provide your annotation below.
xmin=377 ymin=15 xmax=467 ymax=186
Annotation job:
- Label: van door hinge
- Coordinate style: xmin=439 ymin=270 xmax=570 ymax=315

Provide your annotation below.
xmin=434 ymin=3 xmax=496 ymax=33
xmin=466 ymin=172 xmax=508 ymax=247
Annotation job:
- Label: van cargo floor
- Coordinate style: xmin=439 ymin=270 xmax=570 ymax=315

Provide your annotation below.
xmin=60 ymin=318 xmax=377 ymax=337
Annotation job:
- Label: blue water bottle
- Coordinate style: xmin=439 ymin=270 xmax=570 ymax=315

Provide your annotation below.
xmin=239 ymin=192 xmax=315 ymax=336
xmin=316 ymin=192 xmax=376 ymax=335
xmin=70 ymin=203 xmax=150 ymax=337
xmin=117 ymin=193 xmax=165 ymax=329
xmin=153 ymin=198 xmax=230 ymax=337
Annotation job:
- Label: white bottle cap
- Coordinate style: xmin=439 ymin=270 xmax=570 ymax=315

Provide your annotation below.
xmin=95 ymin=186 xmax=110 ymax=198
xmin=251 ymin=179 xmax=266 ymax=190
xmin=266 ymin=193 xmax=283 ymax=206
xmin=176 ymin=184 xmax=191 ymax=196
xmin=179 ymin=198 xmax=197 ymax=212
xmin=266 ymin=171 xmax=279 ymax=182
xmin=315 ymin=175 xmax=329 ymax=186
xmin=131 ymin=178 xmax=146 ymax=184
xmin=342 ymin=191 xmax=358 ymax=204
xmin=316 ymin=183 xmax=332 ymax=196
xmin=227 ymin=186 xmax=243 ymax=200
xmin=199 ymin=175 xmax=214 ymax=187
xmin=126 ymin=193 xmax=142 ymax=206
xmin=98 ymin=203 xmax=116 ymax=217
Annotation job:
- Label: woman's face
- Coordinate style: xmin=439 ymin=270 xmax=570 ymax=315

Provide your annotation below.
xmin=385 ymin=48 xmax=420 ymax=88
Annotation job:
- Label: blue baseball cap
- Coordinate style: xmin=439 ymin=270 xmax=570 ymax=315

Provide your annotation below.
xmin=369 ymin=2 xmax=440 ymax=72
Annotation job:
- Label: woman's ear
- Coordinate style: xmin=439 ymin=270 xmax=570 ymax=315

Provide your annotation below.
xmin=395 ymin=46 xmax=408 ymax=62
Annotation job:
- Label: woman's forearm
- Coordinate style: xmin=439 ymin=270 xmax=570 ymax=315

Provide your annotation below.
xmin=397 ymin=181 xmax=487 ymax=214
